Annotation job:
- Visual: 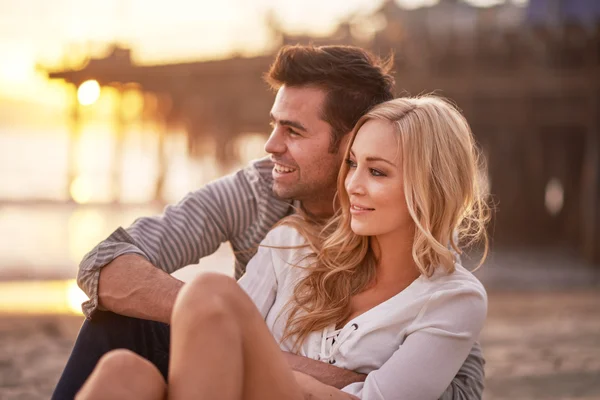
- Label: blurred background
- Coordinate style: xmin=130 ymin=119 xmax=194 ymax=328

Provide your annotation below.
xmin=0 ymin=0 xmax=599 ymax=399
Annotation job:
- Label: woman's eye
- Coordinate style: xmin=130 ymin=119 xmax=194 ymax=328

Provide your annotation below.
xmin=370 ymin=169 xmax=385 ymax=177
xmin=345 ymin=159 xmax=357 ymax=168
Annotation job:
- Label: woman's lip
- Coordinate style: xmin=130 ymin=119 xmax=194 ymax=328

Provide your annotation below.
xmin=350 ymin=204 xmax=375 ymax=215
xmin=351 ymin=204 xmax=374 ymax=210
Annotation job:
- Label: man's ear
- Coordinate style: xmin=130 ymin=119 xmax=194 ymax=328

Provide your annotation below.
xmin=336 ymin=132 xmax=352 ymax=156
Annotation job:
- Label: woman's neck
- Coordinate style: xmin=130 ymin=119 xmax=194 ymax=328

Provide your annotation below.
xmin=371 ymin=227 xmax=420 ymax=286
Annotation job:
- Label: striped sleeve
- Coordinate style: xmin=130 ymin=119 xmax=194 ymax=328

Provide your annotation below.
xmin=438 ymin=342 xmax=485 ymax=400
xmin=77 ymin=157 xmax=292 ymax=318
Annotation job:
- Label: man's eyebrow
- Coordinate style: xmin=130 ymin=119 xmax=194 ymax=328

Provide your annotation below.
xmin=349 ymin=149 xmax=396 ymax=167
xmin=270 ymin=113 xmax=307 ymax=132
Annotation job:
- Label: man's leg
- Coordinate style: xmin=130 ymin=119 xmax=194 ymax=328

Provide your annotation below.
xmin=51 ymin=311 xmax=170 ymax=400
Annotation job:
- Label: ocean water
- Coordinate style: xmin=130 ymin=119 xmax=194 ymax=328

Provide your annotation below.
xmin=0 ymin=126 xmax=263 ymax=280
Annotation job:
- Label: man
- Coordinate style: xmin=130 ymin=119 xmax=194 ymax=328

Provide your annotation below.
xmin=52 ymin=45 xmax=485 ymax=399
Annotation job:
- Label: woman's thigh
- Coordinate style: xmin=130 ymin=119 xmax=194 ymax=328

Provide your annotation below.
xmin=171 ymin=273 xmax=304 ymax=400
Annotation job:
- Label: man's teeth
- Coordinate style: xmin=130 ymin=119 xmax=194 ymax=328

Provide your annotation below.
xmin=275 ymin=164 xmax=295 ymax=173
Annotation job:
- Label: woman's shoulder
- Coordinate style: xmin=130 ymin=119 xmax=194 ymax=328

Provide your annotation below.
xmin=261 ymin=224 xmax=308 ymax=247
xmin=411 ymin=265 xmax=488 ymax=335
xmin=429 ymin=263 xmax=486 ymax=295
xmin=420 ymin=264 xmax=488 ymax=316
xmin=260 ymin=224 xmax=313 ymax=270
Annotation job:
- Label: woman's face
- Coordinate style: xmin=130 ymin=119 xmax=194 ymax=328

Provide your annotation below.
xmin=344 ymin=119 xmax=413 ymax=238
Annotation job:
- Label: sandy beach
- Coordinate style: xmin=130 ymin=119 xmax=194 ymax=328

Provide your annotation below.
xmin=1 ymin=290 xmax=599 ymax=400
xmin=0 ymin=314 xmax=82 ymax=400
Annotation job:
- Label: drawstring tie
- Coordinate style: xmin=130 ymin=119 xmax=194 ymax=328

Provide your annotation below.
xmin=318 ymin=323 xmax=358 ymax=364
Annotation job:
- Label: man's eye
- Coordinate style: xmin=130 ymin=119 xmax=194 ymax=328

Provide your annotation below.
xmin=288 ymin=129 xmax=300 ymax=137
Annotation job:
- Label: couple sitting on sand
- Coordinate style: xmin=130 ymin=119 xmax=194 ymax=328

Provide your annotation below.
xmin=53 ymin=45 xmax=489 ymax=400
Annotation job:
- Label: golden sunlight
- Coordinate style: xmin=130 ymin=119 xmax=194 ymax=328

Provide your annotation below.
xmin=77 ymin=80 xmax=101 ymax=106
xmin=67 ymin=208 xmax=107 ymax=264
xmin=70 ymin=175 xmax=93 ymax=204
xmin=67 ymin=280 xmax=88 ymax=314
xmin=121 ymin=89 xmax=144 ymax=120
xmin=0 ymin=280 xmax=85 ymax=315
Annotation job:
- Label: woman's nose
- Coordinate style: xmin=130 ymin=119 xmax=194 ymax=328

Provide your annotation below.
xmin=345 ymin=169 xmax=366 ymax=196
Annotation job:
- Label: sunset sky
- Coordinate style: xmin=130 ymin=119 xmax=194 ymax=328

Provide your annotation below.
xmin=0 ymin=0 xmax=514 ymax=115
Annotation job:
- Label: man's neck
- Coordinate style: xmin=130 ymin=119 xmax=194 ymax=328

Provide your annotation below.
xmin=298 ymin=197 xmax=335 ymax=220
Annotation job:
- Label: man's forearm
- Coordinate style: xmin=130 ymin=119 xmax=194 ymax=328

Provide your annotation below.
xmin=294 ymin=372 xmax=359 ymax=400
xmin=284 ymin=352 xmax=366 ymax=389
xmin=98 ymin=254 xmax=185 ymax=324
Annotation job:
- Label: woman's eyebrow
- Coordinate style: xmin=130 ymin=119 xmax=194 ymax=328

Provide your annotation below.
xmin=350 ymin=150 xmax=396 ymax=167
xmin=366 ymin=156 xmax=396 ymax=167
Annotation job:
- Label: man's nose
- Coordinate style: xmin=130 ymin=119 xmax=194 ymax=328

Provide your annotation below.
xmin=264 ymin=129 xmax=286 ymax=155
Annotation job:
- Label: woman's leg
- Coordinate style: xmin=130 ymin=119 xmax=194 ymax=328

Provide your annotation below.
xmin=75 ymin=349 xmax=166 ymax=400
xmin=168 ymin=272 xmax=304 ymax=400
xmin=52 ymin=311 xmax=171 ymax=400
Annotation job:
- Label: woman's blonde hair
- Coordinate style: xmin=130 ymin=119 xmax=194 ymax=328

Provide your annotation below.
xmin=278 ymin=96 xmax=490 ymax=350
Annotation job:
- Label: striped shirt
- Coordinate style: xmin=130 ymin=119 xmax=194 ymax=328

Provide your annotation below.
xmin=77 ymin=156 xmax=485 ymax=400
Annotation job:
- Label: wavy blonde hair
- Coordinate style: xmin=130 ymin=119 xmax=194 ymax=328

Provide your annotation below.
xmin=278 ymin=96 xmax=490 ymax=350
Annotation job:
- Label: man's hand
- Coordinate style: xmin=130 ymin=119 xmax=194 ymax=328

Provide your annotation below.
xmin=283 ymin=352 xmax=366 ymax=389
xmin=98 ymin=254 xmax=185 ymax=324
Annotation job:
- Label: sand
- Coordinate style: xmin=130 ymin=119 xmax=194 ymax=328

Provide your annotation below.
xmin=1 ymin=290 xmax=600 ymax=400
xmin=0 ymin=315 xmax=82 ymax=400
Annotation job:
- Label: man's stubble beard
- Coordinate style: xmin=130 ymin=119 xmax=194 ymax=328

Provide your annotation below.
xmin=272 ymin=175 xmax=338 ymax=206
xmin=271 ymin=151 xmax=343 ymax=203
xmin=271 ymin=181 xmax=307 ymax=201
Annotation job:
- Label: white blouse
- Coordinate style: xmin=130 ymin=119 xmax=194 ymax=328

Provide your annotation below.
xmin=237 ymin=225 xmax=487 ymax=400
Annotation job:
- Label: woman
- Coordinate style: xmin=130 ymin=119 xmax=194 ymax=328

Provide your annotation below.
xmin=76 ymin=96 xmax=489 ymax=400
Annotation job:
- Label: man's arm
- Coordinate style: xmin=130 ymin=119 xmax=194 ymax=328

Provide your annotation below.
xmin=97 ymin=254 xmax=184 ymax=324
xmin=284 ymin=353 xmax=366 ymax=389
xmin=77 ymin=158 xmax=291 ymax=320
xmin=285 ymin=344 xmax=484 ymax=399
xmin=293 ymin=371 xmax=359 ymax=400
xmin=286 ymin=347 xmax=484 ymax=399
xmin=78 ymin=185 xmax=233 ymax=320
xmin=438 ymin=342 xmax=485 ymax=400
xmin=285 ymin=309 xmax=484 ymax=400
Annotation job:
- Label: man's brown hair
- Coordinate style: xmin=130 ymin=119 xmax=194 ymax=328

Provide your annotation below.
xmin=265 ymin=45 xmax=395 ymax=152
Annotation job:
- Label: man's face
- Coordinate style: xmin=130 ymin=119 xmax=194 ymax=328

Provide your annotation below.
xmin=265 ymin=85 xmax=344 ymax=214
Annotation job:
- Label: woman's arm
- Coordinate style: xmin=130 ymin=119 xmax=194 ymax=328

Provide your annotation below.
xmin=342 ymin=286 xmax=487 ymax=400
